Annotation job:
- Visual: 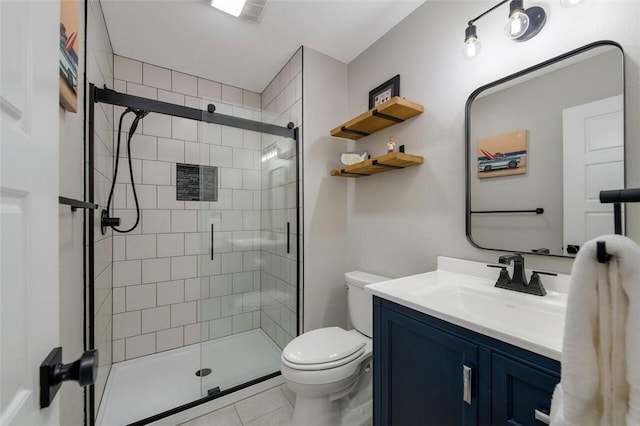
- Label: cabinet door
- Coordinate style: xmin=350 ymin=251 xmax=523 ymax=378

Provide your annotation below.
xmin=375 ymin=304 xmax=479 ymax=426
xmin=492 ymin=353 xmax=560 ymax=425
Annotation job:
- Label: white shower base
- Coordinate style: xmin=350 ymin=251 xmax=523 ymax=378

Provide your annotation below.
xmin=97 ymin=329 xmax=282 ymax=426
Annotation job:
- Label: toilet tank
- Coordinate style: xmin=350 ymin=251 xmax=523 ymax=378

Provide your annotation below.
xmin=345 ymin=271 xmax=390 ymax=338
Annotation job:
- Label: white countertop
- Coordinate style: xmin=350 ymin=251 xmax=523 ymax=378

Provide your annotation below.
xmin=365 ymin=256 xmax=569 ymax=361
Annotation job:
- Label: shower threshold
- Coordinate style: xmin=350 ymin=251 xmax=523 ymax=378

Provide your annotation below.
xmin=97 ymin=329 xmax=282 ymax=426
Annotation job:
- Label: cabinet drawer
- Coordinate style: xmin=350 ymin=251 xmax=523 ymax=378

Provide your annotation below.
xmin=491 ymin=353 xmax=560 ymax=425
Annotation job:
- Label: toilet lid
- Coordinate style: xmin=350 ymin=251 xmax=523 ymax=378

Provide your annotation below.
xmin=282 ymin=327 xmax=366 ymax=366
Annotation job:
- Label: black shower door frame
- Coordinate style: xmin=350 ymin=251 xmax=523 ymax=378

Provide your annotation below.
xmin=86 ymin=83 xmax=301 ymax=425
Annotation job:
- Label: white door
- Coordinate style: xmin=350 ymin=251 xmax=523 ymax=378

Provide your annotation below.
xmin=1 ymin=1 xmax=61 ymax=425
xmin=562 ymin=95 xmax=624 ymax=255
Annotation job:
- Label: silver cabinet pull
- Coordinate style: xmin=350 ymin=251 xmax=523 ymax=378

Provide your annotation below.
xmin=534 ymin=409 xmax=550 ymax=424
xmin=463 ymin=365 xmax=472 ymax=405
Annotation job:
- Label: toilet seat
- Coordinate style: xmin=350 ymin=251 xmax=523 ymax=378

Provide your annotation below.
xmin=282 ymin=327 xmax=366 ymax=371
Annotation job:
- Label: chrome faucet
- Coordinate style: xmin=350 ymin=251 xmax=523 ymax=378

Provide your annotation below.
xmin=491 ymin=254 xmax=548 ymax=296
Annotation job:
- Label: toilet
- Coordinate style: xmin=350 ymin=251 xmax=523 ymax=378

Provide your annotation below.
xmin=281 ymin=271 xmax=389 ymax=426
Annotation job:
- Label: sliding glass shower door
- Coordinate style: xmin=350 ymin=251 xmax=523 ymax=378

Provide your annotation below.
xmin=194 ymin=101 xmax=298 ymax=397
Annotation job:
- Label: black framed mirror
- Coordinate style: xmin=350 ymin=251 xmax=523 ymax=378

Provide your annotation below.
xmin=465 ymin=41 xmax=625 ymax=258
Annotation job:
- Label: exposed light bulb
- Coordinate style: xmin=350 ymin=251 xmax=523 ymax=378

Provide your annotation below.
xmin=505 ymin=9 xmax=530 ymax=39
xmin=210 ymin=0 xmax=246 ymax=17
xmin=464 ymin=37 xmax=481 ymax=58
xmin=463 ymin=23 xmax=480 ymax=58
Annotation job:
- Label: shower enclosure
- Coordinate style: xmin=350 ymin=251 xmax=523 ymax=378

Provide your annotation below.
xmin=88 ymin=84 xmax=299 ymax=425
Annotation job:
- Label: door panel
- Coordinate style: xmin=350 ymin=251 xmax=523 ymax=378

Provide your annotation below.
xmin=0 ymin=0 xmax=60 ymax=424
xmin=562 ymin=95 xmax=624 ymax=254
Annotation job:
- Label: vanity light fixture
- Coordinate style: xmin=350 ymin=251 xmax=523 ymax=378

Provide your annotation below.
xmin=505 ymin=0 xmax=530 ymax=39
xmin=464 ymin=0 xmax=547 ymax=58
xmin=464 ymin=23 xmax=481 ymax=58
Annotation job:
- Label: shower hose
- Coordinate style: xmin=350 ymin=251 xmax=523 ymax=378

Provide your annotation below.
xmin=104 ymin=108 xmax=148 ymax=233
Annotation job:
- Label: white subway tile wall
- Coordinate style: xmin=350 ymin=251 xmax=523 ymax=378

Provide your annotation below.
xmin=259 ymin=48 xmax=303 ymax=349
xmin=112 ymin=55 xmax=290 ymax=361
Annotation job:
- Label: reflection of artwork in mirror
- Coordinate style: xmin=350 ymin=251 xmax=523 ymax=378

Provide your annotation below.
xmin=477 ymin=129 xmax=527 ymax=179
xmin=465 ymin=41 xmax=624 ymax=258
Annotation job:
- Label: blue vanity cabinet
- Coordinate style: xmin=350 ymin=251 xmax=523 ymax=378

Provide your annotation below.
xmin=373 ymin=297 xmax=560 ymax=426
xmin=373 ymin=298 xmax=480 ymax=426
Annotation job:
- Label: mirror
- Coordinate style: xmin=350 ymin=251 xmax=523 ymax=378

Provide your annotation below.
xmin=466 ymin=41 xmax=624 ymax=257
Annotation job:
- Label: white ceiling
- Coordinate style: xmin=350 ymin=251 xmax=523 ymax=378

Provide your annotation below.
xmin=100 ymin=0 xmax=426 ymax=93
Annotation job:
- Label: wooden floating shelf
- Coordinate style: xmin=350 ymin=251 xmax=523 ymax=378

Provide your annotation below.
xmin=330 ymin=152 xmax=424 ymax=178
xmin=330 ymin=97 xmax=424 ymax=140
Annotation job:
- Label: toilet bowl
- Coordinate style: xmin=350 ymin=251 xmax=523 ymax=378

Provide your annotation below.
xmin=281 ymin=271 xmax=389 ymax=426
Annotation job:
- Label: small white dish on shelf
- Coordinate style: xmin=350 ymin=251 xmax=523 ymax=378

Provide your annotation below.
xmin=340 ymin=152 xmax=368 ymax=165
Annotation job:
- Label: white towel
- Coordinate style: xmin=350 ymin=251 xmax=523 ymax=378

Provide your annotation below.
xmin=550 ymin=235 xmax=640 ymax=426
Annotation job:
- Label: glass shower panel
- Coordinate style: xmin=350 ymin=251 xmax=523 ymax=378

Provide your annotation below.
xmin=260 ymin=132 xmax=298 ymax=349
xmin=195 ymin=100 xmax=298 ymax=397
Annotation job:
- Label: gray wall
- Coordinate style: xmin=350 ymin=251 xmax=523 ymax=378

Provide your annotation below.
xmin=302 ymin=48 xmax=349 ymax=331
xmin=470 ymin=49 xmax=623 ymax=255
xmin=311 ymin=0 xmax=640 ymax=307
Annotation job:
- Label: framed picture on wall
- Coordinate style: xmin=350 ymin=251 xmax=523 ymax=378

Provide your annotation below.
xmin=477 ymin=129 xmax=528 ymax=178
xmin=368 ymin=74 xmax=400 ymax=109
xmin=59 ymin=0 xmax=79 ymax=113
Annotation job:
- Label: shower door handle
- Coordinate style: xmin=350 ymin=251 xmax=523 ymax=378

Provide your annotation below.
xmin=287 ymin=222 xmax=290 ymax=254
xmin=40 ymin=347 xmax=98 ymax=408
xmin=211 ymin=224 xmax=214 ymax=260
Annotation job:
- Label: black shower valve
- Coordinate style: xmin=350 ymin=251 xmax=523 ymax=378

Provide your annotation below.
xmin=100 ymin=209 xmax=121 ymax=235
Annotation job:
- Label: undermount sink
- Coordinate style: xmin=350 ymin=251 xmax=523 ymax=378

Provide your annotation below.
xmin=365 ymin=257 xmax=569 ymax=360
xmin=414 ymin=282 xmax=565 ymax=344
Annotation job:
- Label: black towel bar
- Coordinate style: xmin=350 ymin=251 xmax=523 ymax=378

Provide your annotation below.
xmin=599 ymin=187 xmax=640 ymax=235
xmin=59 ymin=197 xmax=98 ymax=211
xmin=470 ymin=208 xmax=543 ymax=215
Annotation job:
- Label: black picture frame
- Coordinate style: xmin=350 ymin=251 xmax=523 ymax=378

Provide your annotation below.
xmin=368 ymin=74 xmax=400 ymax=109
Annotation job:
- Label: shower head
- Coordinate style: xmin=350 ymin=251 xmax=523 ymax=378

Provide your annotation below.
xmin=126 ymin=108 xmax=149 ymax=136
xmin=133 ymin=109 xmax=149 ymax=119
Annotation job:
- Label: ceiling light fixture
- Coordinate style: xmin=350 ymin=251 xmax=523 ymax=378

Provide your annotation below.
xmin=209 ymin=0 xmax=267 ymax=22
xmin=210 ymin=0 xmax=247 ymax=18
xmin=464 ymin=0 xmax=553 ymax=58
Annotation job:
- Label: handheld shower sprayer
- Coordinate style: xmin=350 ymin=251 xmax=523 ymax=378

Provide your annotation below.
xmin=127 ymin=108 xmax=149 ymax=135
xmin=101 ymin=108 xmax=150 ymax=235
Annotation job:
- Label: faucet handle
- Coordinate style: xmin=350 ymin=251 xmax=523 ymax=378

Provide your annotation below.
xmin=531 ymin=270 xmax=557 ymax=276
xmin=487 ymin=264 xmax=511 ymax=286
xmin=528 ymin=271 xmax=548 ymax=296
xmin=487 ymin=264 xmax=507 ymax=270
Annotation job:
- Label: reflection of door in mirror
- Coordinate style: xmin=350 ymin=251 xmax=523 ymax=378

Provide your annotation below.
xmin=466 ymin=42 xmax=624 ymax=258
xmin=562 ymin=95 xmax=624 ymax=255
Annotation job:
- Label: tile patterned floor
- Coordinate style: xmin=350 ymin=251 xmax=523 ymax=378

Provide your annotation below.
xmin=179 ymin=385 xmax=296 ymax=426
